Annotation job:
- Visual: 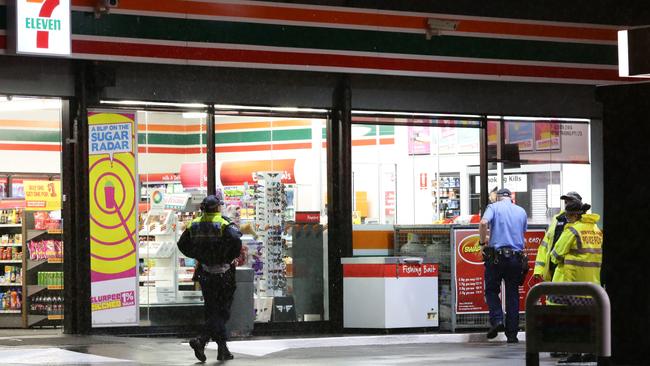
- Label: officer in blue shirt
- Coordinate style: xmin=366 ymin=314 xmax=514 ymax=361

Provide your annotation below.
xmin=479 ymin=188 xmax=528 ymax=343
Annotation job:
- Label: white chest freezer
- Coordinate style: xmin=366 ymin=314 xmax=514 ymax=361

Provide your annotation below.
xmin=342 ymin=256 xmax=439 ymax=328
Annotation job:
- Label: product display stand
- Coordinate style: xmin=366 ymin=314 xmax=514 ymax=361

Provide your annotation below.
xmin=138 ymin=209 xmax=178 ymax=305
xmin=24 ymin=210 xmax=64 ymax=328
xmin=0 ymin=207 xmax=25 ymax=328
xmin=254 ymin=172 xmax=288 ymax=297
xmin=175 ymin=204 xmax=201 ymax=303
xmin=434 ymin=174 xmax=461 ymax=220
xmin=253 ymin=172 xmax=291 ymax=321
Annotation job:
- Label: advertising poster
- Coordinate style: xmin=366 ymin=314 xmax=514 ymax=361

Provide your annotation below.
xmin=535 ymin=122 xmax=561 ymax=151
xmin=23 ymin=180 xmax=61 ymax=211
xmin=487 ymin=121 xmax=498 ymax=146
xmin=518 ymin=229 xmax=546 ymax=309
xmin=407 ymin=126 xmax=431 ymax=155
xmin=456 ymin=128 xmax=480 ymax=153
xmin=454 ymin=228 xmax=545 ymax=314
xmin=88 ymin=111 xmax=139 ymax=327
xmin=437 ymin=127 xmax=457 ymax=154
xmin=506 ymin=122 xmax=534 ymax=151
xmin=473 ymin=175 xmax=528 ymax=194
xmin=384 ymin=191 xmax=395 ymax=217
xmin=454 ymin=229 xmax=489 ymax=313
xmin=179 ymin=159 xmax=297 ymax=189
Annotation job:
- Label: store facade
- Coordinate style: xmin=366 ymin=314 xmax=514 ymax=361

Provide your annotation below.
xmin=0 ymin=0 xmax=620 ymax=335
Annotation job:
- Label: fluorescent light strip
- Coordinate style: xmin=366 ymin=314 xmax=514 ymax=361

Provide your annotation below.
xmin=214 ymin=104 xmax=328 ymax=113
xmin=100 ymin=100 xmax=207 ymax=108
xmin=182 ymin=112 xmax=207 ymax=119
xmin=351 ymin=110 xmax=482 ymax=119
xmin=617 ymin=29 xmax=650 ymax=78
xmin=502 ymin=116 xmax=590 ymax=122
xmin=618 ymin=30 xmax=630 ymax=77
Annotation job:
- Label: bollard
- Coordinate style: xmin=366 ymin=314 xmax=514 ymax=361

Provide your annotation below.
xmin=525 ymin=282 xmax=610 ymax=366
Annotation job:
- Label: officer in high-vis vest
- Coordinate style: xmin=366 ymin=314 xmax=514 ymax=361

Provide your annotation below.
xmin=549 ymin=200 xmax=602 ymax=291
xmin=549 ymin=200 xmax=603 ymax=364
xmin=533 ymin=191 xmax=583 ymax=282
xmin=178 ymin=194 xmax=242 ymax=362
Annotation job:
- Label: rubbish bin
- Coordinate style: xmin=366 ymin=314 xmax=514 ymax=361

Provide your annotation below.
xmin=227 ymin=267 xmax=254 ymax=337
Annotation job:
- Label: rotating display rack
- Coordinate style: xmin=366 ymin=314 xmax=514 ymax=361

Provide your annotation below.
xmin=253 ymin=172 xmax=289 ymax=298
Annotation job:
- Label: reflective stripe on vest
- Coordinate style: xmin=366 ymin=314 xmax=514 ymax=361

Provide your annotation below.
xmin=551 ymin=250 xmax=561 ymax=260
xmin=564 ymin=259 xmax=600 ymax=268
xmin=567 ymin=226 xmax=582 ymax=249
xmin=190 ymin=214 xmax=229 ymax=239
xmin=569 ymin=248 xmax=602 ymax=255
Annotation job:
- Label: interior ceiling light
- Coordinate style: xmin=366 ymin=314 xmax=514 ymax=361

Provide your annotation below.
xmin=214 ymin=104 xmax=327 ymax=113
xmin=100 ymin=100 xmax=207 ymax=108
xmin=502 ymin=116 xmax=590 ymax=122
xmin=352 ymin=110 xmax=482 ymax=119
xmin=182 ymin=112 xmax=207 ymax=119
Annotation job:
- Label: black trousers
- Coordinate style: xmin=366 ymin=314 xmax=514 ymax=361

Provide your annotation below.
xmin=484 ymin=254 xmax=521 ymax=338
xmin=197 ymin=268 xmax=236 ymax=343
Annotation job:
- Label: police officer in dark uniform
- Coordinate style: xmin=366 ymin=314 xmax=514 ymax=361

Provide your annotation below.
xmin=177 ymin=194 xmax=242 ymax=362
xmin=479 ymin=188 xmax=528 ymax=343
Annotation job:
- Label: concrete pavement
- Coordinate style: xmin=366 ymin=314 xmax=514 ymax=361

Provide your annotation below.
xmin=0 ymin=330 xmax=576 ymax=365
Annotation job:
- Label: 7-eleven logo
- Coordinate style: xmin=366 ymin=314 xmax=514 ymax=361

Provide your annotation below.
xmin=26 ymin=0 xmax=61 ymax=49
xmin=16 ymin=0 xmax=69 ymax=55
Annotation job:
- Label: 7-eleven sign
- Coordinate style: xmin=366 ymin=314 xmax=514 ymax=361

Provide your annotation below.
xmin=12 ymin=0 xmax=71 ymax=55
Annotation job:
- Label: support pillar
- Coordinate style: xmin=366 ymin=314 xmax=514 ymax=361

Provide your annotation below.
xmin=327 ymin=76 xmax=352 ymax=330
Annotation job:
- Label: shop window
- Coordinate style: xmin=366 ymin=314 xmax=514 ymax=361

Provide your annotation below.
xmin=350 ymin=116 xmax=481 ymax=260
xmin=0 ymin=96 xmax=63 ymax=330
xmin=483 ymin=118 xmax=592 ymax=224
xmin=213 ymin=114 xmax=328 ymax=323
xmin=351 ymin=115 xmax=593 ymax=255
xmin=351 ymin=117 xmax=481 ymax=227
xmin=134 ymin=109 xmax=329 ymax=326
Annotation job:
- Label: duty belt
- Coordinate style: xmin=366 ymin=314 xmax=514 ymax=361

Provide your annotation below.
xmin=496 ymin=248 xmax=523 ymax=256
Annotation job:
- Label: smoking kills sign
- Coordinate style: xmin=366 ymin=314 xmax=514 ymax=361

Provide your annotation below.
xmin=89 ymin=123 xmax=133 ymax=161
xmin=12 ymin=0 xmax=71 ymax=56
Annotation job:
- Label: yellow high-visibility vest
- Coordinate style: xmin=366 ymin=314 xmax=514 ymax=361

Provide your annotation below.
xmin=550 ymin=213 xmax=603 ymax=285
xmin=533 ymin=212 xmax=564 ymax=281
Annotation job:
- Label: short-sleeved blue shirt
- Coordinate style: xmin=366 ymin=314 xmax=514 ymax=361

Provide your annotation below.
xmin=482 ymin=198 xmax=528 ymax=250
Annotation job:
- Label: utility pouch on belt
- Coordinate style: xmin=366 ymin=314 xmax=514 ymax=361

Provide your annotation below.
xmin=518 ymin=252 xmax=529 ymax=286
xmin=482 ymin=246 xmax=495 ymax=263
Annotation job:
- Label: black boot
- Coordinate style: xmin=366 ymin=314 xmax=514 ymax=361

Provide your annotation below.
xmin=550 ymin=352 xmax=569 ymax=358
xmin=558 ymin=353 xmax=583 ymax=364
xmin=189 ymin=338 xmax=207 ymax=362
xmin=486 ymin=323 xmax=505 ymax=339
xmin=217 ymin=341 xmax=234 ymax=361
